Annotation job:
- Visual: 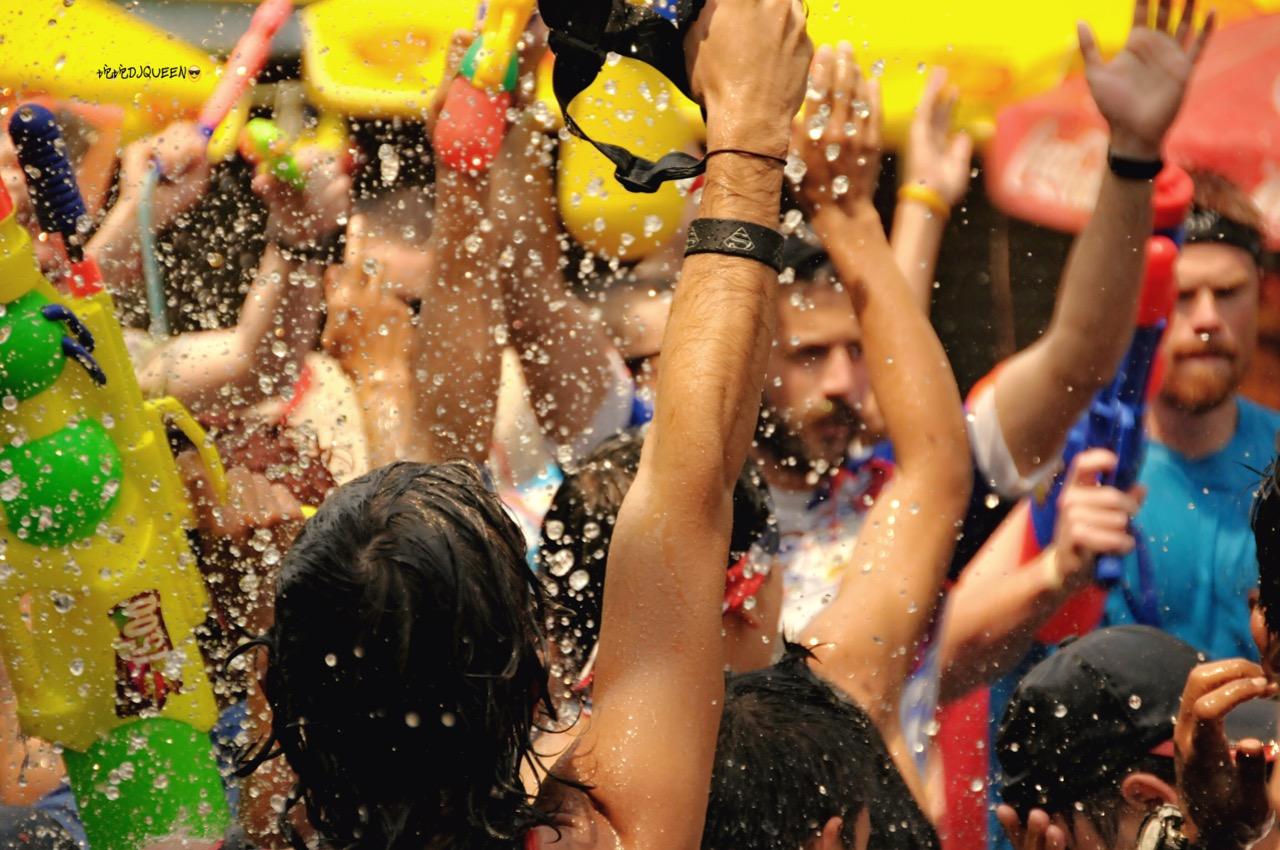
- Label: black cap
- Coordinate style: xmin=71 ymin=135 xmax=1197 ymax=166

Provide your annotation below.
xmin=996 ymin=626 xmax=1205 ymax=816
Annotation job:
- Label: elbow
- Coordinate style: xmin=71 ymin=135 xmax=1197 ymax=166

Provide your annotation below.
xmin=1044 ymin=326 xmax=1124 ymax=398
xmin=932 ymin=431 xmax=974 ymax=524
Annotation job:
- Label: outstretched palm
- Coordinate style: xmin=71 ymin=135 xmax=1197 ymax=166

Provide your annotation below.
xmin=1079 ymin=0 xmax=1214 ymax=159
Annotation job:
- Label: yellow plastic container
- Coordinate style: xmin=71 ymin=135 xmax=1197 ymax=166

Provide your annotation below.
xmin=302 ymin=0 xmax=482 ymax=117
xmin=0 ymin=0 xmax=218 ymax=143
xmin=0 ymin=209 xmax=225 ymax=753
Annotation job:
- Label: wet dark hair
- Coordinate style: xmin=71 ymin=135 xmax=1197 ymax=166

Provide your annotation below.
xmin=1072 ymin=756 xmax=1176 ymax=847
xmin=780 ymin=232 xmax=834 ymax=284
xmin=1253 ymin=452 xmax=1280 ymax=636
xmin=539 ymin=427 xmax=776 ymax=688
xmin=242 ymin=461 xmax=553 ymax=850
xmin=704 ymin=645 xmax=939 ymax=850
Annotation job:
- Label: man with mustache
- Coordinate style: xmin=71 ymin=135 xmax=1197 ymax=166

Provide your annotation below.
xmin=755 ymin=234 xmax=894 ymax=634
xmin=1102 ymin=172 xmax=1280 ymax=660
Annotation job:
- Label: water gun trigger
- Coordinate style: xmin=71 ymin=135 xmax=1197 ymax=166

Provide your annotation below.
xmin=146 ymin=396 xmax=229 ymax=506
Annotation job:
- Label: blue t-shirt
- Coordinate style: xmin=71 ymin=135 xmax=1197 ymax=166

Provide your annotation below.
xmin=1104 ymin=397 xmax=1280 ymax=660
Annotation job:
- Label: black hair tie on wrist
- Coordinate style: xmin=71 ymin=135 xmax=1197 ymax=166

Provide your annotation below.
xmin=1107 ymin=150 xmax=1163 ymax=181
xmin=685 ymin=218 xmax=785 ymax=273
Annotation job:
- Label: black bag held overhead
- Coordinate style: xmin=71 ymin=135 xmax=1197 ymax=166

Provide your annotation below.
xmin=540 ymin=0 xmax=709 ymax=194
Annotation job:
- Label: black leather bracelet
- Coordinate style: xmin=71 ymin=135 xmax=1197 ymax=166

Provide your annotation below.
xmin=685 ymin=218 xmax=784 ymax=273
xmin=1108 ymin=150 xmax=1163 ymax=181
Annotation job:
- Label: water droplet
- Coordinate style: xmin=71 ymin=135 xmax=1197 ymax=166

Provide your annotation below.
xmin=440 ymin=711 xmax=457 ymax=727
xmin=545 ymin=520 xmax=564 ymax=542
xmin=206 ymin=252 xmax=225 ymax=270
xmin=69 ymin=659 xmax=84 ymax=676
xmin=824 ymin=143 xmax=840 ymax=163
xmin=404 ymin=711 xmax=420 ymax=728
xmin=548 ymin=548 xmax=575 ymax=577
xmin=1128 ymin=694 xmax=1142 ymax=710
xmin=969 ymin=778 xmax=984 ymax=793
xmin=2 ymin=396 xmax=18 ymax=412
xmin=53 ymin=54 xmax=66 ymax=72
xmin=323 ymin=653 xmax=337 ymax=667
xmin=831 ymin=176 xmax=850 ymax=197
xmin=51 ymin=591 xmax=74 ymax=613
xmin=568 ymin=570 xmax=590 ymax=592
xmin=870 ymin=59 xmax=885 ymax=77
xmin=0 ymin=477 xmax=21 ymax=502
xmin=583 ymin=522 xmax=600 ymax=541
xmin=271 ymin=340 xmax=289 ymax=358
xmin=784 ymin=154 xmax=808 ymax=184
xmin=1053 ymin=703 xmax=1068 ymax=718
xmin=984 ymin=493 xmax=1000 ymax=510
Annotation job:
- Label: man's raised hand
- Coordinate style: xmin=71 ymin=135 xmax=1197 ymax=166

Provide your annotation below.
xmin=1078 ymin=0 xmax=1214 ymax=160
xmin=684 ymin=0 xmax=813 ymax=158
xmin=788 ymin=42 xmax=882 ymax=218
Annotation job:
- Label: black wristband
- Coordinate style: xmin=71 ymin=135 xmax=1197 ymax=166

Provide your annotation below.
xmin=276 ymin=228 xmax=347 ymax=266
xmin=685 ymin=218 xmax=784 ymax=273
xmin=1108 ymin=150 xmax=1163 ymax=181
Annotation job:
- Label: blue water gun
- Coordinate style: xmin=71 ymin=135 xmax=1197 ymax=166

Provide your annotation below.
xmin=1028 ymin=165 xmax=1193 ymax=591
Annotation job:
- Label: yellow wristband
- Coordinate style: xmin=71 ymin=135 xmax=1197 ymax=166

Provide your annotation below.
xmin=898 ymin=183 xmax=951 ymax=218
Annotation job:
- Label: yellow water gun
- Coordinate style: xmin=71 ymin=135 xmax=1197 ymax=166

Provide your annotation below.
xmin=433 ymin=0 xmax=537 ymax=172
xmin=1 ymin=105 xmax=229 ymax=850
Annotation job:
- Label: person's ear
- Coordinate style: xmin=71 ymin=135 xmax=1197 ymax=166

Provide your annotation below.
xmin=1250 ymin=602 xmax=1280 ymax=681
xmin=1120 ymin=771 xmax=1178 ymax=810
xmin=807 ymin=816 xmax=846 ymax=850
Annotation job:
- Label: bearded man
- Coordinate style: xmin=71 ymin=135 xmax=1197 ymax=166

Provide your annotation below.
xmin=1102 ymin=171 xmax=1280 ymax=660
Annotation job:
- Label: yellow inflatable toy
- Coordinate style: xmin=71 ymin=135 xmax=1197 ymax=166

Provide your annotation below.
xmin=557 ymin=57 xmax=701 ymax=260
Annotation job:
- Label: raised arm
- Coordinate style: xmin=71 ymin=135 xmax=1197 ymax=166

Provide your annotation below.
xmin=135 ymin=145 xmax=349 ymax=415
xmin=793 ymin=44 xmax=970 ymax=742
xmin=87 ymin=122 xmax=212 ymax=307
xmin=891 ymin=67 xmax=972 ymax=311
xmin=490 ymin=109 xmax=632 ymax=459
xmin=990 ymin=0 xmax=1212 ymax=476
xmin=400 ymin=158 xmax=503 ymax=464
xmin=566 ymin=3 xmax=811 ymax=849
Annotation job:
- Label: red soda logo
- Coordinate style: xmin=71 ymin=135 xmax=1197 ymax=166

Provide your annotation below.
xmin=109 ymin=590 xmax=182 ymax=717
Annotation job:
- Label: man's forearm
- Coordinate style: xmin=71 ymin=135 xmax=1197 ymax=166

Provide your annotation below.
xmin=496 ymin=122 xmax=622 ymax=449
xmin=650 ymin=152 xmax=782 ymax=493
xmin=246 ymin=245 xmax=325 ymax=402
xmin=816 ymin=201 xmax=967 ymax=486
xmin=890 ymin=200 xmax=946 ymax=313
xmin=1045 ymin=170 xmax=1154 ymax=389
xmin=992 ymin=169 xmax=1154 ymax=475
xmin=410 ymin=170 xmax=502 ymax=464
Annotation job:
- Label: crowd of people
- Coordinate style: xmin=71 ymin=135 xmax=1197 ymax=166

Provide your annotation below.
xmin=2 ymin=1 xmax=1279 ymax=850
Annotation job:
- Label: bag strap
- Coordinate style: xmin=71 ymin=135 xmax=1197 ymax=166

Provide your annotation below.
xmin=541 ymin=0 xmax=709 ymax=193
